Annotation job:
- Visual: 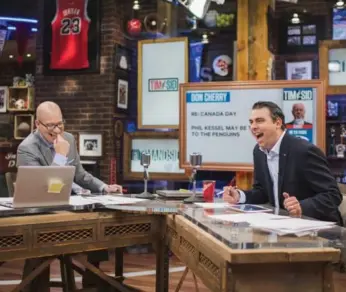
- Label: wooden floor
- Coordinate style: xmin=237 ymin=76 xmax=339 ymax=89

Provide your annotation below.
xmin=0 ymin=249 xmax=345 ymax=291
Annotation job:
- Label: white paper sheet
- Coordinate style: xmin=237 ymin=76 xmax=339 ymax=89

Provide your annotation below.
xmin=208 ymin=213 xmax=289 ymax=223
xmin=207 ymin=212 xmax=335 ymax=236
xmin=0 ymin=205 xmax=12 ymax=210
xmin=0 ymin=198 xmax=13 ymax=209
xmin=69 ymin=196 xmax=95 ymax=206
xmin=194 ymin=202 xmax=231 ymax=209
xmin=70 ymin=195 xmax=148 ymax=206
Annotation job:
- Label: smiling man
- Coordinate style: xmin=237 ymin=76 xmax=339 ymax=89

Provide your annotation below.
xmin=17 ymin=101 xmax=122 ymax=194
xmin=16 ymin=101 xmax=121 ymax=290
xmin=223 ymin=101 xmax=343 ymax=225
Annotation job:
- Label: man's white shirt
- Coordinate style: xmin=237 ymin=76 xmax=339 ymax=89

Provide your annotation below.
xmin=238 ymin=130 xmax=286 ymax=209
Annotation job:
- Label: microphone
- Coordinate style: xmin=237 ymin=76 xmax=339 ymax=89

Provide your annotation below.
xmin=189 ymin=152 xmax=202 ymax=182
xmin=184 ymin=153 xmax=204 ymax=203
xmin=190 ymin=152 xmax=202 ymax=167
xmin=135 ymin=151 xmax=155 ymax=199
xmin=140 ymin=151 xmax=151 ymax=167
xmin=140 ymin=152 xmax=151 ymax=180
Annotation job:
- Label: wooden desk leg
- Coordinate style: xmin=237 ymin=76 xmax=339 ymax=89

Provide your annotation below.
xmin=13 ymin=257 xmax=54 ymax=292
xmin=175 ymin=267 xmax=189 ymax=292
xmin=59 ymin=255 xmax=77 ymax=292
xmin=115 ymin=247 xmax=124 ymax=282
xmin=73 ymin=254 xmax=132 ymax=292
xmin=175 ymin=267 xmax=199 ymax=292
xmin=192 ymin=272 xmax=199 ymax=292
xmin=155 ymin=217 xmax=169 ymax=292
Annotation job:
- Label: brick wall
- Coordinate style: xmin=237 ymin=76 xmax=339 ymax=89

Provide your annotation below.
xmin=35 ymin=0 xmax=125 ymax=182
xmin=0 ymin=62 xmax=35 ymax=86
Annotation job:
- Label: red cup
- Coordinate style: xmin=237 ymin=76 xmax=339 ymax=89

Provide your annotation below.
xmin=203 ymin=180 xmax=216 ymax=202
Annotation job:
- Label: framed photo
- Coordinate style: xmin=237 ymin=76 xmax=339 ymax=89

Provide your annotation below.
xmin=319 ymin=40 xmax=346 ymax=95
xmin=79 ymin=132 xmax=103 ymax=157
xmin=123 ymin=131 xmax=188 ymax=181
xmin=113 ymin=44 xmax=132 ymax=72
xmin=285 ymin=61 xmax=313 ymax=80
xmin=42 ymin=0 xmax=101 ymax=75
xmin=0 ymin=86 xmax=8 ymax=113
xmin=115 ymin=71 xmax=129 ymax=114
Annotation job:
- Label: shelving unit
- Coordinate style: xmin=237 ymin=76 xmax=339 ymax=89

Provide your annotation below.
xmin=7 ymin=87 xmax=35 ymax=112
xmin=326 ymin=95 xmax=346 ymax=182
xmin=14 ymin=114 xmax=34 ymax=140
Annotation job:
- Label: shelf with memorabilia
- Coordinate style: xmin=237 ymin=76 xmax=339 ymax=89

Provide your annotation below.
xmin=13 ymin=114 xmax=34 ymax=140
xmin=326 ymin=95 xmax=346 ymax=182
xmin=7 ymin=87 xmax=35 ymax=112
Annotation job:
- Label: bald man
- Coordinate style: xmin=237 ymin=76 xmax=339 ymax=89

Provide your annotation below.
xmin=286 ymin=103 xmax=312 ymax=128
xmin=17 ymin=101 xmax=122 ymax=193
xmin=17 ymin=101 xmax=119 ymax=290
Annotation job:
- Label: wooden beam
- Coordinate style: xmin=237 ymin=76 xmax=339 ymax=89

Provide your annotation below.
xmin=236 ymin=0 xmax=272 ymax=189
xmin=236 ymin=0 xmax=249 ymax=81
xmin=248 ymin=0 xmax=272 ymax=80
xmin=157 ymin=0 xmax=177 ymax=36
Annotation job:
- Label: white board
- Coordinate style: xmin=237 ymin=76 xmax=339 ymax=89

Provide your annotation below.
xmin=131 ymin=138 xmax=185 ymax=174
xmin=179 ymin=80 xmax=325 ymax=171
xmin=138 ymin=37 xmax=188 ymax=129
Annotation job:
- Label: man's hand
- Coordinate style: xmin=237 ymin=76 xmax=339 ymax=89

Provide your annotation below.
xmin=104 ymin=184 xmax=123 ymax=194
xmin=222 ymin=185 xmax=240 ymax=204
xmin=54 ymin=134 xmax=70 ymax=157
xmin=283 ymin=192 xmax=302 ymax=217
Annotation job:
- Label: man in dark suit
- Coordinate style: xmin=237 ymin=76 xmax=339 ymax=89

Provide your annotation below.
xmin=223 ymin=101 xmax=343 ymax=225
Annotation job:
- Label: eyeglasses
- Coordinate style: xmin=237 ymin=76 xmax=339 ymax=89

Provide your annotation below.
xmin=39 ymin=120 xmax=65 ymax=131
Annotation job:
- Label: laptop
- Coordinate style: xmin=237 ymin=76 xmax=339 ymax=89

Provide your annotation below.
xmin=9 ymin=166 xmax=75 ymax=208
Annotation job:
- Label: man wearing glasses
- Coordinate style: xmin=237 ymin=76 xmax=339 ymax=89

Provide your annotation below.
xmin=16 ymin=101 xmax=121 ymax=290
xmin=17 ymin=101 xmax=122 ymax=194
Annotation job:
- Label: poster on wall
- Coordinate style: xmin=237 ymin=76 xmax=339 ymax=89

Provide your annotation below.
xmin=137 ymin=37 xmax=188 ymax=129
xmin=282 ymin=87 xmax=314 ymax=143
xmin=333 ymin=8 xmax=346 ymax=40
xmin=179 ymin=80 xmax=325 ymax=171
xmin=123 ymin=132 xmax=188 ymax=180
xmin=42 ymin=0 xmax=101 ymax=75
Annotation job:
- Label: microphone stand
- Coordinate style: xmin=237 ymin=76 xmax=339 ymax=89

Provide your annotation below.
xmin=184 ymin=153 xmax=205 ymax=203
xmin=135 ymin=153 xmax=155 ymax=199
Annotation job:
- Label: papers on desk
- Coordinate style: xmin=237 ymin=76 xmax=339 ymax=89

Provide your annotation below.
xmin=194 ymin=202 xmax=231 ymax=209
xmin=208 ymin=213 xmax=336 ymax=237
xmin=69 ymin=195 xmax=147 ymax=206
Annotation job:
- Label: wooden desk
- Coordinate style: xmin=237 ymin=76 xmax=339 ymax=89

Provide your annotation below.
xmin=0 ymin=210 xmax=168 ymax=292
xmin=167 ymin=213 xmax=341 ymax=292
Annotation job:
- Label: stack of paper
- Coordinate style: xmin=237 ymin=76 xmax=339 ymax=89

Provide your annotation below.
xmin=69 ymin=195 xmax=147 ymax=206
xmin=208 ymin=213 xmax=336 ymax=236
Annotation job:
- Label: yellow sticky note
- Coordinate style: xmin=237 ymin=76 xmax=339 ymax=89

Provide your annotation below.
xmin=48 ymin=180 xmax=64 ymax=193
xmin=178 ymin=189 xmax=189 ymax=192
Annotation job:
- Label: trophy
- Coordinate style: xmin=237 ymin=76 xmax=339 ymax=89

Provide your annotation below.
xmin=184 ymin=153 xmax=205 ymax=203
xmin=336 ymin=144 xmax=345 ymax=158
xmin=135 ymin=152 xmax=155 ymax=199
xmin=341 ymin=124 xmax=346 ymax=141
xmin=329 ymin=126 xmax=336 ymax=156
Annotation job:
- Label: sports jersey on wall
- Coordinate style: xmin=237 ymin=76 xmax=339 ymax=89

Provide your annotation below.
xmin=50 ymin=0 xmax=90 ymax=70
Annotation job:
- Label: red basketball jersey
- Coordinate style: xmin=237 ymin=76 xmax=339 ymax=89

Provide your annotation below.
xmin=50 ymin=0 xmax=90 ymax=70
